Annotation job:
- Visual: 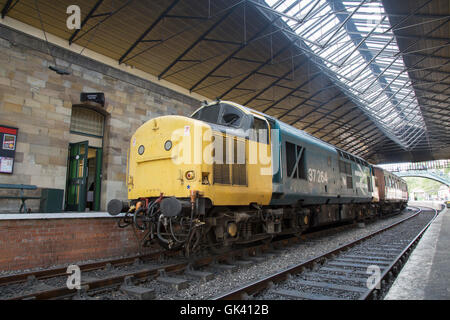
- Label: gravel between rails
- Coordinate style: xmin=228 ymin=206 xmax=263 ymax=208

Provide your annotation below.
xmin=96 ymin=208 xmax=421 ymax=300
xmin=260 ymin=209 xmax=435 ymax=300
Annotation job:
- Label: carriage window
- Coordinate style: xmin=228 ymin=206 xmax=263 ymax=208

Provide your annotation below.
xmin=339 ymin=161 xmax=353 ymax=175
xmin=286 ymin=142 xmax=296 ymax=178
xmin=286 ymin=142 xmax=306 ymax=180
xmin=339 ymin=160 xmax=346 ymax=173
xmin=367 ymin=176 xmax=372 ymax=192
xmin=220 ymin=104 xmax=244 ymax=127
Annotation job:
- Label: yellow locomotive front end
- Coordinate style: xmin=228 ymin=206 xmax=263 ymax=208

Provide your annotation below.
xmin=127 ymin=113 xmax=273 ymax=206
xmin=108 ymin=101 xmax=274 ymax=253
xmin=127 ymin=115 xmax=210 ymax=201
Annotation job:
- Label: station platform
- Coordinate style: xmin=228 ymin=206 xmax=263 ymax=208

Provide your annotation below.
xmin=0 ymin=211 xmax=124 ymax=220
xmin=385 ymin=206 xmax=450 ymax=300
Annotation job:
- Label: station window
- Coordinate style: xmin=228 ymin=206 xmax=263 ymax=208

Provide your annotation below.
xmin=70 ymin=106 xmax=104 ymax=137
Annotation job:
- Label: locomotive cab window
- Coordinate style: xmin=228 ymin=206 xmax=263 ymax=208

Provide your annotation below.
xmin=191 ymin=104 xmax=221 ymax=124
xmin=220 ymin=104 xmax=244 ymax=128
xmin=252 ymin=117 xmax=269 ymax=144
xmin=192 ymin=103 xmax=246 ymax=128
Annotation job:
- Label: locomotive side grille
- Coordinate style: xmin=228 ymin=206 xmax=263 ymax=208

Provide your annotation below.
xmin=346 ymin=176 xmax=353 ymax=189
xmin=232 ymin=138 xmax=247 ymax=186
xmin=232 ymin=164 xmax=247 ymax=186
xmin=214 ymin=163 xmax=231 ymax=185
xmin=213 ymin=135 xmax=231 ymax=185
xmin=213 ymin=135 xmax=247 ymax=185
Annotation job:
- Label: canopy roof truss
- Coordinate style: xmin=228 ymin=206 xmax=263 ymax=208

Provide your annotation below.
xmin=0 ymin=0 xmax=448 ymax=163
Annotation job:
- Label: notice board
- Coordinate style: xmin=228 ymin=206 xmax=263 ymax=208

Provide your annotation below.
xmin=0 ymin=126 xmax=18 ymax=174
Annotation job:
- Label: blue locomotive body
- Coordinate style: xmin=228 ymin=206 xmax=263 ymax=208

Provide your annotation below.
xmin=261 ymin=116 xmax=373 ymax=207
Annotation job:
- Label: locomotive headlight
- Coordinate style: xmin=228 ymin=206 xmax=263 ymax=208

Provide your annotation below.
xmin=164 ymin=140 xmax=172 ymax=151
xmin=138 ymin=145 xmax=145 ymax=155
xmin=185 ymin=171 xmax=195 ymax=180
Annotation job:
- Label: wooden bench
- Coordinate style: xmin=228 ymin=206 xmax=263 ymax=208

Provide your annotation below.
xmin=0 ymin=184 xmax=40 ymax=213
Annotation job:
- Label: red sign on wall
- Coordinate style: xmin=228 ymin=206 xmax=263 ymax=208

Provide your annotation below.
xmin=0 ymin=126 xmax=18 ymax=174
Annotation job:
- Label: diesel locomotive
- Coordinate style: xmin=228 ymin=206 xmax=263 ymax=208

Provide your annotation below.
xmin=108 ymin=100 xmax=408 ymax=255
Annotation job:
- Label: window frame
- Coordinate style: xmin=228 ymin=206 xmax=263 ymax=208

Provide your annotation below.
xmin=220 ymin=104 xmax=245 ymax=128
xmin=70 ymin=105 xmax=105 ymax=138
xmin=285 ymin=141 xmax=306 ymax=180
xmin=252 ymin=115 xmax=270 ymax=145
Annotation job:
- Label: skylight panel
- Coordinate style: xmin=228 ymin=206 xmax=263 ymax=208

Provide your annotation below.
xmin=264 ymin=0 xmax=426 ymax=150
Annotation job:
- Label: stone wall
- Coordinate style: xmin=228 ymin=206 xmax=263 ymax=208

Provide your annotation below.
xmin=0 ymin=27 xmax=199 ymax=212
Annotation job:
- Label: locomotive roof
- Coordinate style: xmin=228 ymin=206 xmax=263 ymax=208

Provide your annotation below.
xmin=199 ymin=100 xmax=372 ymax=167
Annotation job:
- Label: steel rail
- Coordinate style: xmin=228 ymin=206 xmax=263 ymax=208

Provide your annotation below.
xmin=360 ymin=206 xmax=438 ymax=300
xmin=213 ymin=206 xmax=429 ymax=300
xmin=8 ymin=261 xmax=188 ymax=300
xmin=0 ymin=249 xmax=179 ymax=287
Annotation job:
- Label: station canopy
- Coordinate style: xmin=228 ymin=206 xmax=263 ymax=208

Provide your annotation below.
xmin=1 ymin=0 xmax=449 ymax=164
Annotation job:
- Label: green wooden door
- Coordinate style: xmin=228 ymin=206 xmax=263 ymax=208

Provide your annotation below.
xmin=66 ymin=141 xmax=89 ymax=211
xmin=93 ymin=148 xmax=103 ymax=211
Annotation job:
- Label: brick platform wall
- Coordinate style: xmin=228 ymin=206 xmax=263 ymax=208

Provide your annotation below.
xmin=0 ymin=217 xmax=155 ymax=272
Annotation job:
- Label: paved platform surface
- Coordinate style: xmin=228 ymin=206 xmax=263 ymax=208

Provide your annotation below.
xmin=0 ymin=212 xmax=124 ymax=220
xmin=385 ymin=207 xmax=450 ymax=300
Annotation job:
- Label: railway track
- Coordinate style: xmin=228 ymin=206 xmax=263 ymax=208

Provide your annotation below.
xmin=0 ymin=207 xmax=418 ymax=300
xmin=213 ymin=206 xmax=437 ymax=300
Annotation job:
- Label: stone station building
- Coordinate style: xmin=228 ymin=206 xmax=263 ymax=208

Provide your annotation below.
xmin=0 ymin=24 xmax=202 ymax=213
